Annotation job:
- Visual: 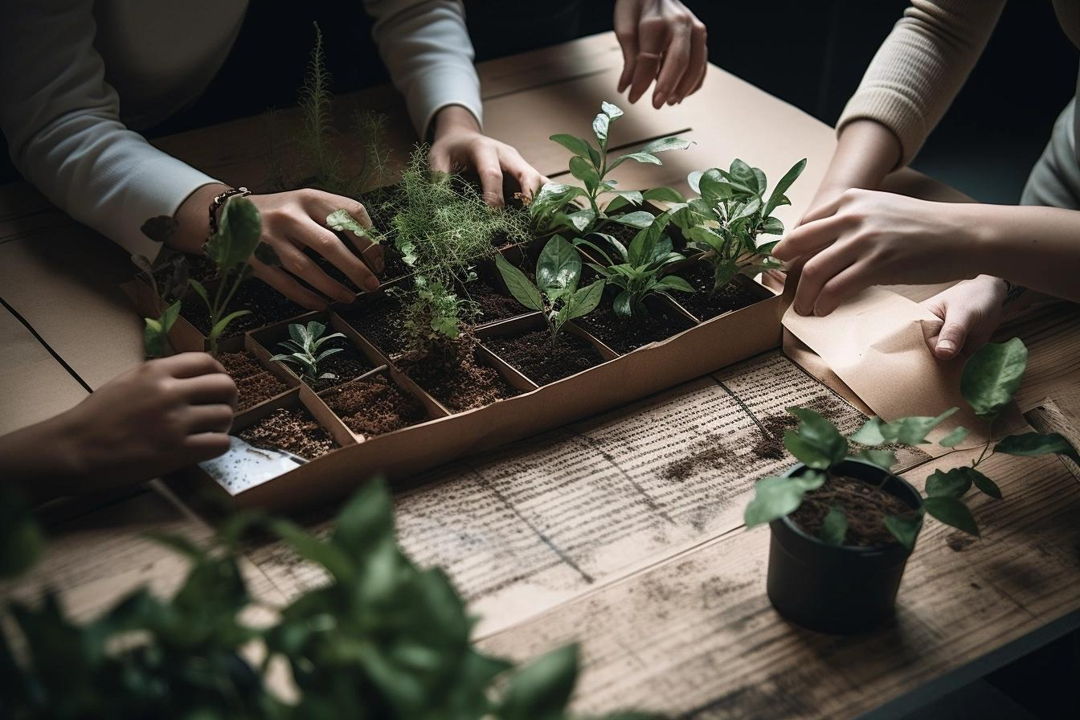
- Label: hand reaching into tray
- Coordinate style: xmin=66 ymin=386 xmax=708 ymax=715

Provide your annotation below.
xmin=615 ymin=0 xmax=708 ymax=108
xmin=0 ymin=353 xmax=237 ymax=503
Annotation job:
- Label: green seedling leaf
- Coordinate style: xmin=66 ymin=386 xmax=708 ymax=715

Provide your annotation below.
xmin=924 ymin=496 xmax=980 ymax=537
xmin=549 ymin=134 xmax=596 ymax=162
xmin=961 ymin=338 xmax=1028 ymax=419
xmin=205 ymin=196 xmax=262 ymax=273
xmin=784 ymin=407 xmax=848 ymax=469
xmin=851 ymin=418 xmax=887 ymax=447
xmin=613 ymin=290 xmax=634 ymax=319
xmin=884 ymin=513 xmax=923 ymax=551
xmin=859 ymin=448 xmax=897 ymax=470
xmin=654 ymin=275 xmax=694 ymax=294
xmin=820 ymin=505 xmax=848 ymax=546
xmin=325 ymin=208 xmax=373 ymax=241
xmin=970 ymin=469 xmax=1002 ymax=499
xmin=565 ymin=280 xmax=604 ymax=320
xmin=495 ymin=254 xmax=544 ymax=312
xmin=570 ymin=155 xmax=600 ymax=192
xmin=140 ymin=215 xmax=179 ymax=244
xmin=188 ymin=278 xmax=211 ymax=310
xmin=744 ymin=471 xmax=826 ymax=528
xmin=687 ymin=170 xmax=703 ymax=194
xmin=925 ymin=468 xmax=972 ymax=498
xmin=609 ymin=152 xmax=662 ymax=171
xmin=592 ymin=112 xmax=610 ymax=147
xmin=881 ymin=407 xmax=959 ymax=445
xmin=939 ymin=426 xmax=970 ymax=448
xmin=642 ymin=186 xmax=686 ymax=203
xmin=536 ymin=235 xmax=582 ymax=297
xmin=995 ymin=431 xmax=1080 ymax=465
xmin=641 ymin=136 xmax=693 ymax=154
xmin=601 ymin=100 xmax=624 ymax=120
xmin=209 ymin=309 xmax=251 ymax=344
xmin=612 ymin=210 xmax=657 ymax=229
xmin=763 ymin=158 xmax=807 ymax=217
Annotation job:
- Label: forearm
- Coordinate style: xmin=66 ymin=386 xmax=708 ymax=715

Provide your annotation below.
xmin=810 ymin=120 xmax=901 ymax=206
xmin=171 ymin=182 xmax=229 ymax=254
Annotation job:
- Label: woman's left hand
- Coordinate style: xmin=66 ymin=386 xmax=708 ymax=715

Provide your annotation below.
xmin=772 ymin=189 xmax=978 ymax=316
xmin=921 ymin=275 xmax=1007 ymax=360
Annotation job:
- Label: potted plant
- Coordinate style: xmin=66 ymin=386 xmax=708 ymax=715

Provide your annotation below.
xmin=744 ymin=338 xmax=1079 ymax=633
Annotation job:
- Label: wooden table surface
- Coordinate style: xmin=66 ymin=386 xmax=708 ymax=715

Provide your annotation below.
xmin=2 ymin=32 xmax=1079 ymax=719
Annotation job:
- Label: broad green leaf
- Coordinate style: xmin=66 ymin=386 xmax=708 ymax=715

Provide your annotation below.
xmin=495 ymin=254 xmax=544 ymax=312
xmin=881 ymin=407 xmax=959 ymax=445
xmin=613 ymin=290 xmax=634 ymax=319
xmin=642 ymin=186 xmax=686 ymax=203
xmin=744 ymin=471 xmax=826 ymax=527
xmin=730 ymin=158 xmax=755 ymax=184
xmin=565 ymin=280 xmax=604 ymax=320
xmin=592 ymin=112 xmax=610 ymax=147
xmin=698 ymin=169 xmax=733 ymax=205
xmin=536 ymin=235 xmax=582 ymax=296
xmin=641 ymin=136 xmax=693 ymax=154
xmin=969 ymin=469 xmax=1002 ymax=499
xmin=859 ymin=448 xmax=897 ymax=470
xmin=939 ymin=426 xmax=970 ymax=448
xmin=851 ymin=417 xmax=886 ymax=446
xmin=143 ymin=317 xmax=165 ymax=359
xmin=763 ymin=158 xmax=807 ymax=216
xmin=569 ymin=155 xmax=600 ymax=192
xmin=820 ymin=505 xmax=848 ymax=546
xmin=784 ymin=407 xmax=848 ymax=469
xmin=687 ymin=170 xmax=703 ymax=194
xmin=925 ymin=468 xmax=972 ymax=498
xmin=271 ymin=519 xmax=354 ymax=583
xmin=555 ymin=208 xmax=597 ymax=234
xmin=549 ymin=134 xmax=596 ymax=161
xmin=761 ymin=216 xmax=785 ymax=235
xmin=325 ymin=209 xmax=370 ymax=239
xmin=608 ymin=152 xmax=662 ymax=172
xmin=189 ymin=278 xmax=211 ymax=310
xmin=574 ymin=237 xmax=618 ymax=266
xmin=205 ymin=196 xmax=262 ymax=273
xmin=500 ymin=644 xmax=579 ymax=719
xmin=995 ymin=431 xmax=1080 ymax=465
xmin=604 ymin=190 xmax=644 ymax=209
xmin=961 ymin=338 xmax=1028 ymax=419
xmin=654 ymin=275 xmax=694 ymax=294
xmin=923 ymin=496 xmax=980 ymax=537
xmin=884 ymin=513 xmax=923 ymax=551
xmin=601 ymin=100 xmax=624 ymax=120
xmin=751 ymin=167 xmax=767 ymax=194
xmin=711 ymin=260 xmax=739 ymax=292
xmin=611 ymin=210 xmax=657 ymax=229
xmin=209 ymin=309 xmax=251 ymax=343
xmin=161 ymin=299 xmax=181 ymax=333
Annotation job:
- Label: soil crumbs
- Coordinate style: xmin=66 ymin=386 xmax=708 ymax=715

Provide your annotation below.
xmin=181 ymin=279 xmax=308 ymax=338
xmin=462 ymin=276 xmax=527 ymax=324
xmin=337 ymin=294 xmax=407 ymax=357
xmin=791 ymin=474 xmax=916 ymax=548
xmin=305 ymin=337 xmax=375 ymax=393
xmin=239 ymin=407 xmax=336 ymax=460
xmin=662 ymin=434 xmax=736 ymax=481
xmin=676 ymin=261 xmax=763 ymax=321
xmin=484 ymin=329 xmax=603 ymax=386
xmin=322 ymin=375 xmax=427 ymax=437
xmin=752 ymin=395 xmax=848 ymax=461
xmin=575 ymin=300 xmax=695 ymax=354
xmin=219 ymin=352 xmax=288 ymax=412
xmin=397 ymin=337 xmax=519 ymax=412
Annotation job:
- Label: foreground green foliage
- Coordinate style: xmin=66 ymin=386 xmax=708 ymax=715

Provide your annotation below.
xmin=671 ymin=158 xmax=806 ymax=293
xmin=0 ymin=481 xmax=658 ymax=720
xmin=744 ymin=338 xmax=1078 ymax=549
xmin=133 ymin=218 xmax=190 ymax=358
xmin=496 ymin=236 xmax=604 ymax=351
xmin=530 ymin=101 xmax=690 ymax=236
xmin=271 ymin=321 xmax=346 ymax=384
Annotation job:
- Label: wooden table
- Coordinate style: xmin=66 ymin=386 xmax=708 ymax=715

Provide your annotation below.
xmin=2 ymin=32 xmax=1079 ymax=719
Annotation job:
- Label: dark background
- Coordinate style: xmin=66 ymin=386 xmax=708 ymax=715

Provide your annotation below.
xmin=1 ymin=1 xmax=1076 ymax=204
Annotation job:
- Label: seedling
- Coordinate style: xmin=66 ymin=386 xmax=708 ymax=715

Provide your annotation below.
xmin=133 ymin=218 xmax=191 ymax=358
xmin=271 ymin=321 xmax=347 ymax=384
xmin=530 ymin=101 xmax=691 ymax=235
xmin=671 ymin=158 xmax=806 ymax=292
xmin=744 ymin=338 xmax=1079 ymax=549
xmin=397 ymin=278 xmax=479 ymax=353
xmin=495 ymin=236 xmax=605 ymax=352
xmin=574 ymin=211 xmax=693 ymax=319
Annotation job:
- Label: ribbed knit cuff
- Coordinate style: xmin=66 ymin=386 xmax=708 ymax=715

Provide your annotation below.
xmin=408 ymin=64 xmax=483 ymax=141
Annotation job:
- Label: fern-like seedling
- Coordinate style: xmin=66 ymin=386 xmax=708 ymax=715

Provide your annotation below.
xmin=271 ymin=321 xmax=346 ymax=384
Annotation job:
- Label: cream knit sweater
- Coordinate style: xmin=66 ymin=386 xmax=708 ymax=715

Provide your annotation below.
xmin=838 ymin=0 xmax=1080 ymax=166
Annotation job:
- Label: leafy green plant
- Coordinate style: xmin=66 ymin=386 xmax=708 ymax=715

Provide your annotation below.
xmin=133 ymin=218 xmax=191 ymax=359
xmin=0 ymin=481 xmax=656 ymax=720
xmin=396 ymin=277 xmax=480 ymax=352
xmin=670 ymin=158 xmax=806 ymax=293
xmin=529 ymin=101 xmax=691 ymax=236
xmin=574 ymin=212 xmax=693 ymax=319
xmin=495 ymin=236 xmax=605 ymax=352
xmin=271 ymin=321 xmax=346 ymax=383
xmin=744 ymin=338 xmax=1079 ymax=549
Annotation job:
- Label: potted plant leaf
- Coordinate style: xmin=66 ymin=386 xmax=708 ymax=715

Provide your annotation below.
xmin=744 ymin=338 xmax=1079 ymax=633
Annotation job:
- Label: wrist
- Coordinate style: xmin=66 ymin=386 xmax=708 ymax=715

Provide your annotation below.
xmin=172 ymin=182 xmax=229 ymax=254
xmin=433 ymin=105 xmax=481 ymax=139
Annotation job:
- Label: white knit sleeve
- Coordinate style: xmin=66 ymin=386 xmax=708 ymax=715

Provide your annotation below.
xmin=0 ymin=0 xmax=220 ymax=260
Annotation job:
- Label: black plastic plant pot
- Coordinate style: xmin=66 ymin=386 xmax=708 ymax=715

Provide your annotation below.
xmin=766 ymin=458 xmax=923 ymax=634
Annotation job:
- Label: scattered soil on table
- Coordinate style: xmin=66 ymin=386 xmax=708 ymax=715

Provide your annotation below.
xmin=322 ymin=375 xmax=427 ymax=437
xmin=302 ymin=337 xmax=375 ymax=393
xmin=662 ymin=434 xmax=736 ymax=481
xmin=484 ymin=329 xmax=603 ymax=386
xmin=675 ymin=261 xmax=763 ymax=321
xmin=337 ymin=293 xmax=407 ymax=357
xmin=461 ymin=276 xmax=527 ymax=324
xmin=239 ymin=407 xmax=336 ymax=460
xmin=574 ymin=299 xmax=695 ymax=354
xmin=947 ymin=534 xmax=976 ymax=552
xmin=790 ymin=473 xmax=916 ymax=548
xmin=397 ymin=335 xmax=520 ymax=412
xmin=751 ymin=395 xmax=847 ymax=461
xmin=219 ymin=352 xmax=288 ymax=412
xmin=181 ymin=280 xmax=308 ymax=338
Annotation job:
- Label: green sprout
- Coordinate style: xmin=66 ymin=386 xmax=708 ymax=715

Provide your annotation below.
xmin=271 ymin=321 xmax=346 ymax=384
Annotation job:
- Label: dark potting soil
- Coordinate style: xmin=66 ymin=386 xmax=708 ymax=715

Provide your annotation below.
xmin=305 ymin=337 xmax=376 ymax=393
xmin=322 ymin=375 xmax=427 ymax=437
xmin=152 ymin=252 xmax=218 ymax=289
xmin=675 ymin=261 xmax=763 ymax=321
xmin=397 ymin=337 xmax=520 ymax=412
xmin=484 ymin=329 xmax=603 ymax=386
xmin=574 ymin=299 xmax=695 ymax=354
xmin=239 ymin=407 xmax=336 ymax=460
xmin=662 ymin=434 xmax=735 ymax=481
xmin=790 ymin=473 xmax=917 ymax=548
xmin=461 ymin=276 xmax=527 ymax=324
xmin=219 ymin=352 xmax=288 ymax=412
xmin=337 ymin=294 xmax=407 ymax=357
xmin=181 ymin=280 xmax=308 ymax=338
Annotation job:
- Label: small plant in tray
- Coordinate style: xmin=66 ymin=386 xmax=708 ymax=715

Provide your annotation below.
xmin=743 ymin=338 xmax=1079 ymax=633
xmin=495 ymin=235 xmax=604 ymax=352
xmin=132 ymin=218 xmax=190 ymax=358
xmin=271 ymin=320 xmax=347 ymax=385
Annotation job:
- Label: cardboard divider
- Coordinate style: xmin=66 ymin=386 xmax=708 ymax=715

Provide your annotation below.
xmin=387 ymin=365 xmax=452 ymax=419
xmin=318 ymin=365 xmax=445 ymax=442
xmin=298 ymin=383 xmax=359 ymax=449
xmin=476 ymin=312 xmax=620 ymax=366
xmin=233 ymin=334 xmax=302 ymax=415
xmin=475 ymin=344 xmax=539 ymax=393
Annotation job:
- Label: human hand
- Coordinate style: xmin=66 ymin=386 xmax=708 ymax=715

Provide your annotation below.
xmin=52 ymin=353 xmax=237 ymax=492
xmin=429 ymin=105 xmax=545 ymax=207
xmin=921 ymin=275 xmax=1006 ymax=360
xmin=772 ymin=189 xmax=977 ymax=316
xmin=614 ymin=0 xmax=708 ymax=108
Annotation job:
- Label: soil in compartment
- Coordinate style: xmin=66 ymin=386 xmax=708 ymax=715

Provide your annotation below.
xmin=790 ymin=473 xmax=917 ymax=548
xmin=337 ymin=293 xmax=407 ymax=358
xmin=238 ymin=407 xmax=337 ymax=460
xmin=484 ymin=329 xmax=603 ymax=386
xmin=301 ymin=336 xmax=376 ymax=393
xmin=574 ymin=299 xmax=695 ymax=354
xmin=219 ymin=351 xmax=288 ymax=412
xmin=153 ymin=251 xmax=218 ymax=288
xmin=675 ymin=261 xmax=764 ymax=321
xmin=322 ymin=375 xmax=427 ymax=437
xmin=181 ymin=280 xmax=308 ymax=339
xmin=397 ymin=336 xmax=520 ymax=412
xmin=461 ymin=275 xmax=527 ymax=324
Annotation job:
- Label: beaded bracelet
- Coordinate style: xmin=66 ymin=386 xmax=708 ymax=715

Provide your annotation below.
xmin=208 ymin=186 xmax=251 ymax=234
